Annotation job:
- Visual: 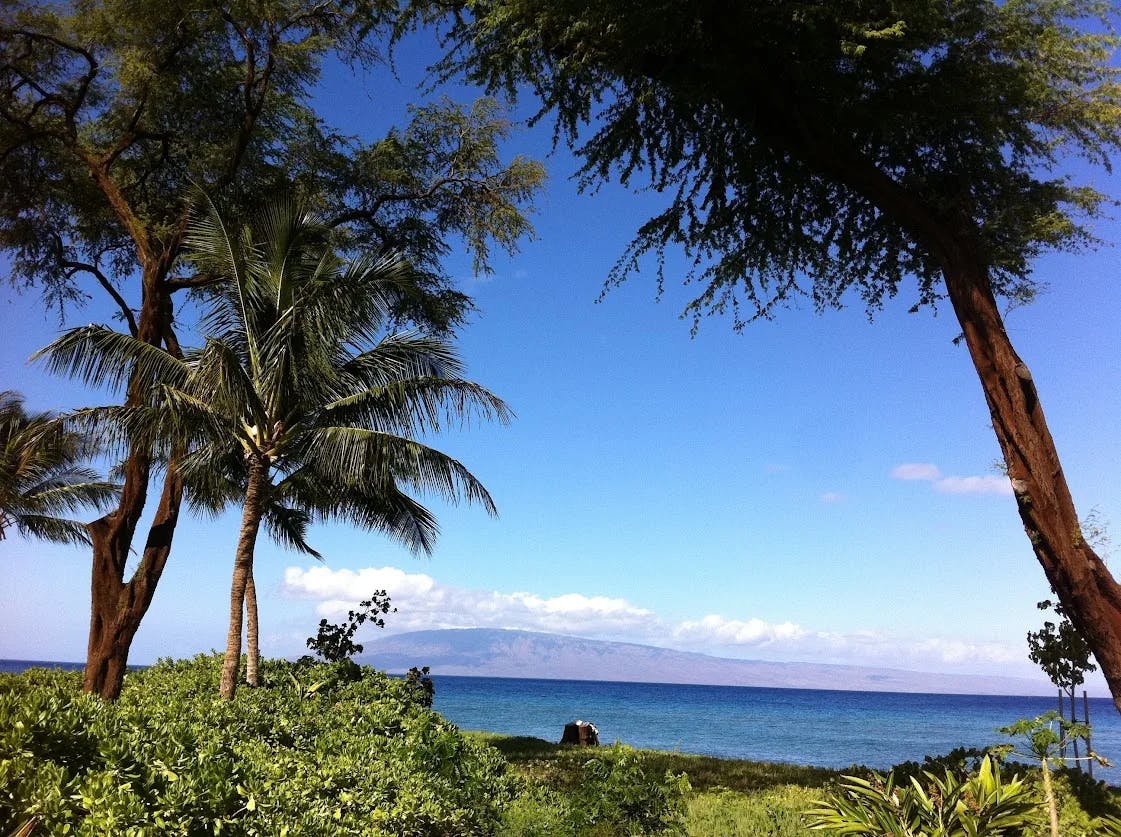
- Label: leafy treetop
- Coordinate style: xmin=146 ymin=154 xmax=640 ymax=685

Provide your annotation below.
xmin=427 ymin=0 xmax=1121 ymax=327
xmin=1 ymin=0 xmax=544 ymax=330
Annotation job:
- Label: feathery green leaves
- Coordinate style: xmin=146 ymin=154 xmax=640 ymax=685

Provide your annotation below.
xmin=0 ymin=391 xmax=118 ymax=545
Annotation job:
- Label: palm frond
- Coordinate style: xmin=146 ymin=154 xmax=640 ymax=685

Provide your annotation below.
xmin=305 ymin=427 xmax=498 ymax=515
xmin=264 ymin=502 xmax=322 ymax=558
xmin=341 ymin=331 xmax=467 ymax=384
xmin=13 ymin=514 xmax=93 ymax=546
xmin=32 ymin=326 xmax=188 ymax=393
xmin=323 ymin=378 xmax=512 ymax=436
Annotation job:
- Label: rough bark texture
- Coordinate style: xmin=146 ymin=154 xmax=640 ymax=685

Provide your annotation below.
xmin=219 ymin=458 xmax=268 ymax=700
xmin=83 ymin=271 xmax=184 ymax=700
xmin=942 ymin=260 xmax=1121 ymax=713
xmin=245 ymin=569 xmax=260 ymax=687
xmin=787 ymin=126 xmax=1121 ymax=710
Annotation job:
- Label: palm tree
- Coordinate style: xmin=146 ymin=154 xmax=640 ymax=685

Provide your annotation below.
xmin=0 ymin=391 xmax=117 ymax=545
xmin=40 ymin=195 xmax=510 ymax=699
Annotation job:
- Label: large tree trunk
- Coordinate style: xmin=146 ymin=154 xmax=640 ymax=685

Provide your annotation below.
xmin=219 ymin=458 xmax=268 ymax=700
xmin=84 ymin=470 xmax=182 ymax=698
xmin=245 ymin=569 xmax=260 ymax=687
xmin=83 ymin=276 xmax=185 ymax=700
xmin=942 ymin=259 xmax=1121 ymax=712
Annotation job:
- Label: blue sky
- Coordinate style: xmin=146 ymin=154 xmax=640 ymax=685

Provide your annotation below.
xmin=1 ymin=35 xmax=1119 ymax=691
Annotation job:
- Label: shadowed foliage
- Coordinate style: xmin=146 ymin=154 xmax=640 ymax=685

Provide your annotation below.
xmin=0 ymin=390 xmax=116 ymax=545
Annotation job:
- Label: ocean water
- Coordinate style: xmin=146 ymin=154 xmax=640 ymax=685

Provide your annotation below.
xmin=6 ymin=660 xmax=1118 ymax=772
xmin=429 ymin=675 xmax=1121 ymax=772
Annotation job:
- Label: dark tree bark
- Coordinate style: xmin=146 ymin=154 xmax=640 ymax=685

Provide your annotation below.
xmin=82 ymin=264 xmax=185 ymax=700
xmin=941 ymin=258 xmax=1121 ymax=712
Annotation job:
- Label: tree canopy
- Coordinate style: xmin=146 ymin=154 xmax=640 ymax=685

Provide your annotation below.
xmin=1 ymin=0 xmax=544 ymax=329
xmin=1 ymin=0 xmax=544 ymax=699
xmin=430 ymin=0 xmax=1119 ymax=325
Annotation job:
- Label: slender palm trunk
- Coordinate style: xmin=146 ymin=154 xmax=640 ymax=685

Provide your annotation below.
xmin=245 ymin=569 xmax=260 ymax=687
xmin=943 ymin=259 xmax=1121 ymax=711
xmin=219 ymin=457 xmax=269 ymax=700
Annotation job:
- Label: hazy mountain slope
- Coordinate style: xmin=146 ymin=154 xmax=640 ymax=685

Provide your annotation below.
xmin=359 ymin=628 xmax=1056 ymax=696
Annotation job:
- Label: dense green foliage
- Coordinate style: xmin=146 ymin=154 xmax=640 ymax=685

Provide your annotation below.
xmin=1 ymin=662 xmax=697 ymax=835
xmin=430 ymin=0 xmax=1121 ymax=322
xmin=481 ymin=733 xmax=1121 ymax=837
xmin=474 ymin=733 xmax=834 ymax=836
xmin=0 ymin=391 xmax=116 ymax=545
xmin=499 ymin=745 xmax=690 ymax=835
xmin=1 ymin=657 xmax=515 ymax=835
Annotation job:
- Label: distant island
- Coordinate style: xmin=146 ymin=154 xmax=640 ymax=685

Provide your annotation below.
xmin=358 ymin=628 xmax=1064 ymax=697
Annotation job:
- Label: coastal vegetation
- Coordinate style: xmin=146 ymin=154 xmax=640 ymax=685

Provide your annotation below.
xmin=3 ymin=0 xmax=1121 ymax=833
xmin=8 ymin=656 xmax=1121 ymax=836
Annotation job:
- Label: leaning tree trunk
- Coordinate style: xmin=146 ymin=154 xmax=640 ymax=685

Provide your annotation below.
xmin=245 ymin=569 xmax=260 ymax=687
xmin=219 ymin=457 xmax=269 ymax=700
xmin=943 ymin=258 xmax=1121 ymax=712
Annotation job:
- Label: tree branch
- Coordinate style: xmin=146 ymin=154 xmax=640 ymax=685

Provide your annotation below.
xmin=329 ymin=176 xmax=477 ymax=227
xmin=56 ymin=246 xmax=139 ymax=336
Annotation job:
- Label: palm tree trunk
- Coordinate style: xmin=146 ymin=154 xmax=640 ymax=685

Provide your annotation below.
xmin=219 ymin=457 xmax=269 ymax=700
xmin=245 ymin=568 xmax=260 ymax=687
xmin=943 ymin=258 xmax=1121 ymax=712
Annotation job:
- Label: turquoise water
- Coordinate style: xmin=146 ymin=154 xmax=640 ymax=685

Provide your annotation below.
xmin=5 ymin=660 xmax=1117 ymax=772
xmin=429 ymin=675 xmax=1121 ymax=771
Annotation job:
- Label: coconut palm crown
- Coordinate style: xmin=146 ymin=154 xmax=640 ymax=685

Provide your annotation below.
xmin=0 ymin=391 xmax=118 ymax=545
xmin=37 ymin=195 xmax=511 ymax=698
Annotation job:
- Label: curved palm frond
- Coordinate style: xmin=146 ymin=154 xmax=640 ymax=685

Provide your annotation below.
xmin=342 ymin=331 xmax=467 ymax=384
xmin=11 ymin=514 xmax=95 ymax=546
xmin=322 ymin=377 xmax=512 ymax=436
xmin=304 ymin=426 xmax=498 ymax=516
xmin=0 ymin=391 xmax=119 ymax=545
xmin=32 ymin=326 xmax=189 ymax=394
xmin=276 ymin=467 xmax=439 ymax=556
xmin=263 ymin=502 xmax=321 ymax=558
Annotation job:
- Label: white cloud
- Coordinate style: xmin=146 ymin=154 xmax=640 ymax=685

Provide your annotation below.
xmin=282 ymin=565 xmax=1028 ymax=676
xmin=891 ymin=463 xmax=1012 ymax=496
xmin=932 ymin=475 xmax=1014 ymax=496
xmin=820 ymin=491 xmax=845 ymax=504
xmin=891 ymin=463 xmax=942 ymax=481
xmin=674 ymin=615 xmax=807 ymax=646
xmin=283 ymin=565 xmax=658 ymax=638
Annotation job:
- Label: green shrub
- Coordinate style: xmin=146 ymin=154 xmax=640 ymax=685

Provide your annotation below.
xmin=807 ymin=755 xmax=1037 ymax=836
xmin=0 ymin=655 xmax=514 ymax=835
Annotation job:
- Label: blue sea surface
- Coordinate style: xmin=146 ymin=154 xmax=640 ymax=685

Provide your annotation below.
xmin=429 ymin=675 xmax=1121 ymax=772
xmin=5 ymin=660 xmax=1118 ymax=772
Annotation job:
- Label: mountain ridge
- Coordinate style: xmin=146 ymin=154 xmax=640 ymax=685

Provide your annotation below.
xmin=358 ymin=627 xmax=1060 ymax=696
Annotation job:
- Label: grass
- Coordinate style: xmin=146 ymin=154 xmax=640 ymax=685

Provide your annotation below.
xmin=468 ymin=732 xmax=1121 ymax=836
xmin=467 ymin=732 xmax=843 ymax=835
